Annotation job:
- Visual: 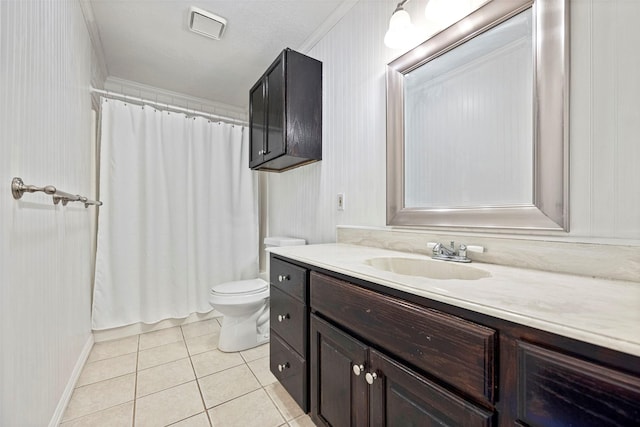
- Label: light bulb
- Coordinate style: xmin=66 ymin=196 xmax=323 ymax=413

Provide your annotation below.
xmin=389 ymin=9 xmax=411 ymax=30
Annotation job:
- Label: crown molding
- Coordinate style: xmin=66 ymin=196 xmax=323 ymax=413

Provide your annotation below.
xmin=297 ymin=0 xmax=359 ymax=53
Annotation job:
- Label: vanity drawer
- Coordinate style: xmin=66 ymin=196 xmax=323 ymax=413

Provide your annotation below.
xmin=270 ymin=333 xmax=308 ymax=412
xmin=270 ymin=286 xmax=307 ymax=355
xmin=271 ymin=258 xmax=307 ymax=302
xmin=517 ymin=341 xmax=640 ymax=426
xmin=310 ymin=272 xmax=496 ymax=404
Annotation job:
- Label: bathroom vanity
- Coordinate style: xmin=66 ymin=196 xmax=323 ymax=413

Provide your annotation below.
xmin=268 ymin=244 xmax=640 ymax=426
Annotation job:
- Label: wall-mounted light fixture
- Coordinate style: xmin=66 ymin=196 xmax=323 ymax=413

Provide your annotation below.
xmin=384 ymin=0 xmax=419 ymax=49
xmin=385 ymin=0 xmax=492 ymax=49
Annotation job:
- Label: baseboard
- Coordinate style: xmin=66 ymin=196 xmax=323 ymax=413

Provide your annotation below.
xmin=48 ymin=334 xmax=94 ymax=427
xmin=93 ymin=310 xmax=221 ymax=343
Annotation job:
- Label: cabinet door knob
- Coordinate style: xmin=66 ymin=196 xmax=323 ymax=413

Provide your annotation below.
xmin=352 ymin=364 xmax=365 ymax=376
xmin=278 ymin=362 xmax=290 ymax=372
xmin=277 ymin=313 xmax=290 ymax=322
xmin=258 ymin=149 xmax=263 ymax=155
xmin=365 ymin=372 xmax=378 ymax=385
xmin=278 ymin=274 xmax=290 ymax=282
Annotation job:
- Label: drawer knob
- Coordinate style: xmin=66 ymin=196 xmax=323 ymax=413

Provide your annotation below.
xmin=278 ymin=274 xmax=290 ymax=282
xmin=365 ymin=372 xmax=378 ymax=385
xmin=278 ymin=362 xmax=290 ymax=372
xmin=277 ymin=313 xmax=290 ymax=322
xmin=352 ymin=364 xmax=365 ymax=376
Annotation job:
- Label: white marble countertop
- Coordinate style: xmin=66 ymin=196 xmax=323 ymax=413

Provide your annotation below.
xmin=268 ymin=243 xmax=640 ymax=357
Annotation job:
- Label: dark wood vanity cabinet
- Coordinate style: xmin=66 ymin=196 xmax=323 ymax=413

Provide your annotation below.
xmin=270 ymin=255 xmax=640 ymax=426
xmin=310 ymin=272 xmax=494 ymax=427
xmin=249 ymin=48 xmax=322 ymax=172
xmin=311 ymin=315 xmax=493 ymax=427
xmin=269 ymin=257 xmax=310 ymax=412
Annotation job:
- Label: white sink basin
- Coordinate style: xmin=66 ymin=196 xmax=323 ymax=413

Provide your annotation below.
xmin=365 ymin=257 xmax=491 ymax=280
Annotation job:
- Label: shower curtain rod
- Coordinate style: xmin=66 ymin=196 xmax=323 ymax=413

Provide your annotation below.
xmin=90 ymin=87 xmax=248 ymax=126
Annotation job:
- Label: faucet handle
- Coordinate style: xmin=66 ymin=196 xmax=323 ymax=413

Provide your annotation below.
xmin=465 ymin=245 xmax=485 ymax=254
xmin=458 ymin=244 xmax=467 ymax=258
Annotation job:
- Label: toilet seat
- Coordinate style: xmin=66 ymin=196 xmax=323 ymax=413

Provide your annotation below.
xmin=209 ymin=278 xmax=269 ymax=305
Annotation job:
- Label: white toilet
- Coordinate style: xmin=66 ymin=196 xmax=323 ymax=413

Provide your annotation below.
xmin=209 ymin=236 xmax=306 ymax=352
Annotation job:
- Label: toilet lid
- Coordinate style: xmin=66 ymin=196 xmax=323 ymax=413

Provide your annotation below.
xmin=211 ymin=279 xmax=268 ymax=296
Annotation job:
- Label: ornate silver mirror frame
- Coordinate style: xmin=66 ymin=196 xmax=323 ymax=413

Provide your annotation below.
xmin=386 ymin=0 xmax=569 ymax=231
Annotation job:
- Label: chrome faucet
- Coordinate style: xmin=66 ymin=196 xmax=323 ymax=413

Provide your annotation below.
xmin=432 ymin=241 xmax=457 ymax=257
xmin=430 ymin=241 xmax=477 ymax=263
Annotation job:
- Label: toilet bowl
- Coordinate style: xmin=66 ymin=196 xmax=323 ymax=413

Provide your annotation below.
xmin=209 ymin=279 xmax=270 ymax=352
xmin=209 ymin=236 xmax=305 ymax=352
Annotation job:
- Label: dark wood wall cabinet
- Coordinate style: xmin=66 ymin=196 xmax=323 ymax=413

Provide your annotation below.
xmin=269 ymin=254 xmax=640 ymax=426
xmin=249 ymin=48 xmax=322 ymax=172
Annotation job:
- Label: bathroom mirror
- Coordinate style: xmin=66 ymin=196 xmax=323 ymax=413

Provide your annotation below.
xmin=386 ymin=0 xmax=568 ymax=231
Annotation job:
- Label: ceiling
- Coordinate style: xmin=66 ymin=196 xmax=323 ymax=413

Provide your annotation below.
xmin=85 ymin=0 xmax=354 ymax=110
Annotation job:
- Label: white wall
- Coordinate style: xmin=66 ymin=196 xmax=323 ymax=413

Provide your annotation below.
xmin=266 ymin=0 xmax=640 ymax=243
xmin=570 ymin=0 xmax=640 ymax=238
xmin=0 ymin=1 xmax=96 ymax=425
xmin=266 ymin=0 xmax=389 ymax=242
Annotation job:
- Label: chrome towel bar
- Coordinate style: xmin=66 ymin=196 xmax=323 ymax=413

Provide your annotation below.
xmin=11 ymin=177 xmax=102 ymax=208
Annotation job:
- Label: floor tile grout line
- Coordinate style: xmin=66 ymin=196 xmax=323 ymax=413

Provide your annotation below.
xmin=83 ymin=349 xmax=138 ymax=365
xmin=139 ymin=337 xmax=184 ymax=352
xmin=181 ymin=324 xmax=214 ymax=427
xmin=138 ymin=338 xmax=187 ymax=355
xmin=196 ymin=361 xmax=252 ymax=380
xmin=245 ymin=355 xmax=268 ymax=389
xmin=138 ymin=324 xmax=216 ymax=352
xmin=165 ymin=411 xmax=210 ymax=426
xmin=205 ymin=385 xmax=267 ymax=411
xmin=85 ymin=349 xmax=139 ymax=365
xmin=240 ymin=350 xmax=270 ymax=364
xmin=181 ymin=318 xmax=222 ymax=340
xmin=263 ymin=383 xmax=292 ymax=424
xmin=59 ymin=401 xmax=136 ymax=425
xmin=137 ymin=354 xmax=192 ymax=374
xmin=74 ymin=370 xmax=137 ymax=389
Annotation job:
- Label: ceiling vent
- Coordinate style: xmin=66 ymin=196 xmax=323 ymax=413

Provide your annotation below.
xmin=188 ymin=6 xmax=227 ymax=40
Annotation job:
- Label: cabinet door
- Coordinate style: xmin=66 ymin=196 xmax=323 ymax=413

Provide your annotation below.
xmin=249 ymin=80 xmax=266 ymax=168
xmin=369 ymin=349 xmax=493 ymax=427
xmin=311 ymin=315 xmax=369 ymax=427
xmin=264 ymin=52 xmax=285 ymax=162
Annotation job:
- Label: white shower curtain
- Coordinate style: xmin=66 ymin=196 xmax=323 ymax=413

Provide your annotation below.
xmin=92 ymin=98 xmax=258 ymax=330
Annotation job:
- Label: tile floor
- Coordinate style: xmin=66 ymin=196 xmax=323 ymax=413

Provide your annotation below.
xmin=60 ymin=319 xmax=315 ymax=427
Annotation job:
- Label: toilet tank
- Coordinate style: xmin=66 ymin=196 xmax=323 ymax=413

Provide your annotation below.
xmin=264 ymin=236 xmax=306 ymax=248
xmin=262 ymin=237 xmax=305 ymax=281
